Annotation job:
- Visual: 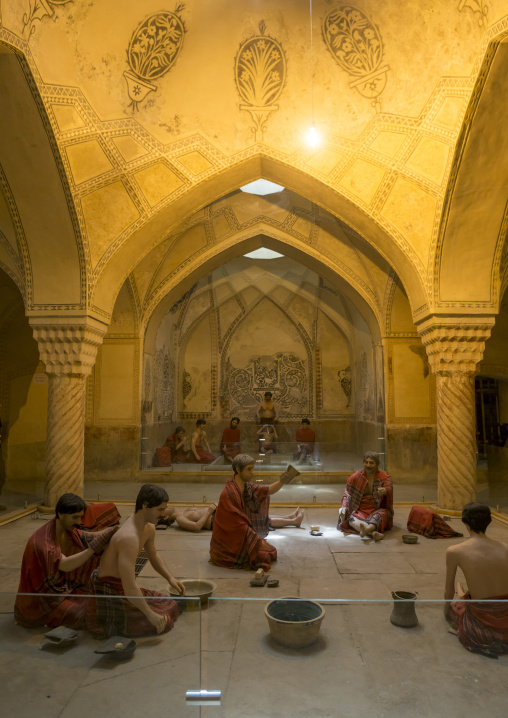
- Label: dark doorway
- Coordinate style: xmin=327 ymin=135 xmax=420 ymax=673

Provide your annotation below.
xmin=475 ymin=377 xmax=500 ymax=456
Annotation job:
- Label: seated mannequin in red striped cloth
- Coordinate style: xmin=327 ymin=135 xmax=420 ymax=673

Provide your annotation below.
xmin=15 ymin=494 xmax=117 ymax=629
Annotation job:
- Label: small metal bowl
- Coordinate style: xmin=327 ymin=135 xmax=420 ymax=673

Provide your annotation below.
xmin=402 ymin=534 xmax=418 ymax=544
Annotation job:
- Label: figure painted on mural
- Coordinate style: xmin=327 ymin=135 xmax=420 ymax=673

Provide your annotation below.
xmin=162 ymin=503 xmax=304 ymax=532
xmin=14 ymin=494 xmax=119 ymax=629
xmin=191 ymin=418 xmax=215 ymax=464
xmin=293 ymin=418 xmax=315 ymax=465
xmin=221 ymin=417 xmax=242 ymax=463
xmin=257 ymin=391 xmax=278 ymax=424
xmin=444 ymin=503 xmax=508 ymax=657
xmin=257 ymin=423 xmax=278 ymax=458
xmin=209 ymin=455 xmax=300 ymax=570
xmin=88 ymin=484 xmax=184 ymax=638
xmin=337 ymin=451 xmax=393 ymax=542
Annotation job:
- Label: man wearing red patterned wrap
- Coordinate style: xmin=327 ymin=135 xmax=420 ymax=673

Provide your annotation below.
xmin=337 ymin=451 xmax=393 ymax=542
xmin=210 ymin=454 xmax=299 ymax=570
xmin=15 ymin=493 xmax=118 ymax=629
xmin=445 ymin=503 xmax=508 ymax=658
xmin=294 ymin=418 xmax=315 ymax=465
xmin=88 ymin=484 xmax=184 ymax=638
xmin=220 ymin=417 xmax=242 ymax=463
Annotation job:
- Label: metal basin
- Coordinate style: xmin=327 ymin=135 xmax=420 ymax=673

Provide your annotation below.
xmin=170 ymin=579 xmax=217 ymax=610
xmin=265 ymin=597 xmax=325 ymax=648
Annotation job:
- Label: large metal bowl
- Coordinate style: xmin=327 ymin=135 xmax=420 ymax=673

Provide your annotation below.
xmin=170 ymin=579 xmax=217 ymax=610
xmin=265 ymin=597 xmax=325 ymax=648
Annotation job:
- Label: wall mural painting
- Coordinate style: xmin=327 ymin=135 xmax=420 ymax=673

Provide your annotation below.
xmin=226 ymin=353 xmax=308 ymax=416
xmin=359 ymin=350 xmax=374 ymax=419
xmin=142 ymin=358 xmax=152 ymax=416
xmin=337 ymin=365 xmax=352 ymax=407
xmin=144 ymin=358 xmax=152 ymax=398
xmin=321 ymin=4 xmax=389 ymax=112
xmin=182 ymin=369 xmax=192 ymax=402
xmin=152 ymin=349 xmax=174 ymax=419
xmin=458 ymin=0 xmax=489 ymax=28
xmin=22 ymin=0 xmax=73 ymax=38
xmin=409 ymin=344 xmax=430 ymax=379
xmin=125 ymin=5 xmax=186 ymax=111
xmin=234 ymin=19 xmax=287 ymax=141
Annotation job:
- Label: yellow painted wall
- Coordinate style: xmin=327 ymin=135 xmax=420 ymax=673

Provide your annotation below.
xmin=97 ymin=342 xmax=137 ymax=421
xmin=180 ymin=314 xmax=212 ymax=413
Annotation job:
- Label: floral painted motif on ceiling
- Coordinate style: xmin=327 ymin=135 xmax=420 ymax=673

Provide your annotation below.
xmin=22 ymin=0 xmax=73 ymax=38
xmin=458 ymin=0 xmax=489 ymax=28
xmin=322 ymin=4 xmax=389 ymax=112
xmin=125 ymin=5 xmax=186 ymax=111
xmin=234 ymin=20 xmax=287 ymax=141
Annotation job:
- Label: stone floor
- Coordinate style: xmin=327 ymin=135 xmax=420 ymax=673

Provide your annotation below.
xmin=3 ymin=472 xmax=508 ymax=516
xmin=1 ymin=503 xmax=508 ymax=717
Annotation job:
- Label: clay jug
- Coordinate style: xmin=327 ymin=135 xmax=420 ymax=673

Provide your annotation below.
xmin=390 ymin=590 xmax=418 ymax=627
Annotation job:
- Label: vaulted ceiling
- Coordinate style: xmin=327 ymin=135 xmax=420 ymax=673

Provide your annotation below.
xmin=0 ymin=2 xmax=507 ymax=328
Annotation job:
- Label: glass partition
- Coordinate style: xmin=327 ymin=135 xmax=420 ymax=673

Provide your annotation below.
xmin=0 ymin=481 xmax=44 ymax=519
xmin=141 ymin=419 xmax=387 ymax=474
xmin=0 ymin=592 xmax=201 ymax=717
xmin=200 ymin=596 xmax=508 ymax=716
xmin=476 ymin=444 xmax=508 ymax=515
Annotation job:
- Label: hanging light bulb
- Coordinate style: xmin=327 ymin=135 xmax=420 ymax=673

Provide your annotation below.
xmin=306 ymin=125 xmax=321 ymax=148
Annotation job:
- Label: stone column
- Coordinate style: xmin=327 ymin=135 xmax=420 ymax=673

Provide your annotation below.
xmin=29 ymin=317 xmax=107 ymax=507
xmin=417 ymin=316 xmax=495 ymax=511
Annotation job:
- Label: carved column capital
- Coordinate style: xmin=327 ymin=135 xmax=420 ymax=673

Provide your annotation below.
xmin=29 ymin=316 xmax=108 ymax=377
xmin=416 ymin=315 xmax=495 ymax=376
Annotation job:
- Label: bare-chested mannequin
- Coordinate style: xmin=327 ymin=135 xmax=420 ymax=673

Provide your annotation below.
xmin=257 ymin=391 xmax=278 ymax=424
xmin=163 ymin=504 xmax=304 ymax=532
xmin=191 ymin=418 xmax=215 ymax=463
xmin=98 ymin=484 xmax=185 ymax=634
xmin=444 ymin=503 xmax=508 ymax=656
xmin=444 ymin=502 xmax=508 ymax=610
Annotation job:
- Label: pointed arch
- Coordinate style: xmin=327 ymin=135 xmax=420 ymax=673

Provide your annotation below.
xmin=434 ymin=31 xmax=508 ymax=312
xmin=0 ymin=41 xmax=86 ymax=309
xmin=92 ymin=155 xmax=429 ymax=320
xmin=143 ymin=232 xmax=383 ymax=353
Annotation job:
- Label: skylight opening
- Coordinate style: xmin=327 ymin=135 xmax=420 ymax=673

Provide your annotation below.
xmin=239 ymin=179 xmax=285 ymax=196
xmin=243 ymin=248 xmax=285 ymax=259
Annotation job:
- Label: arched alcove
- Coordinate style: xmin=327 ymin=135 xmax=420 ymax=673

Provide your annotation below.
xmin=0 ymin=270 xmax=44 ymax=489
xmin=137 ymin=249 xmax=385 ymax=470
